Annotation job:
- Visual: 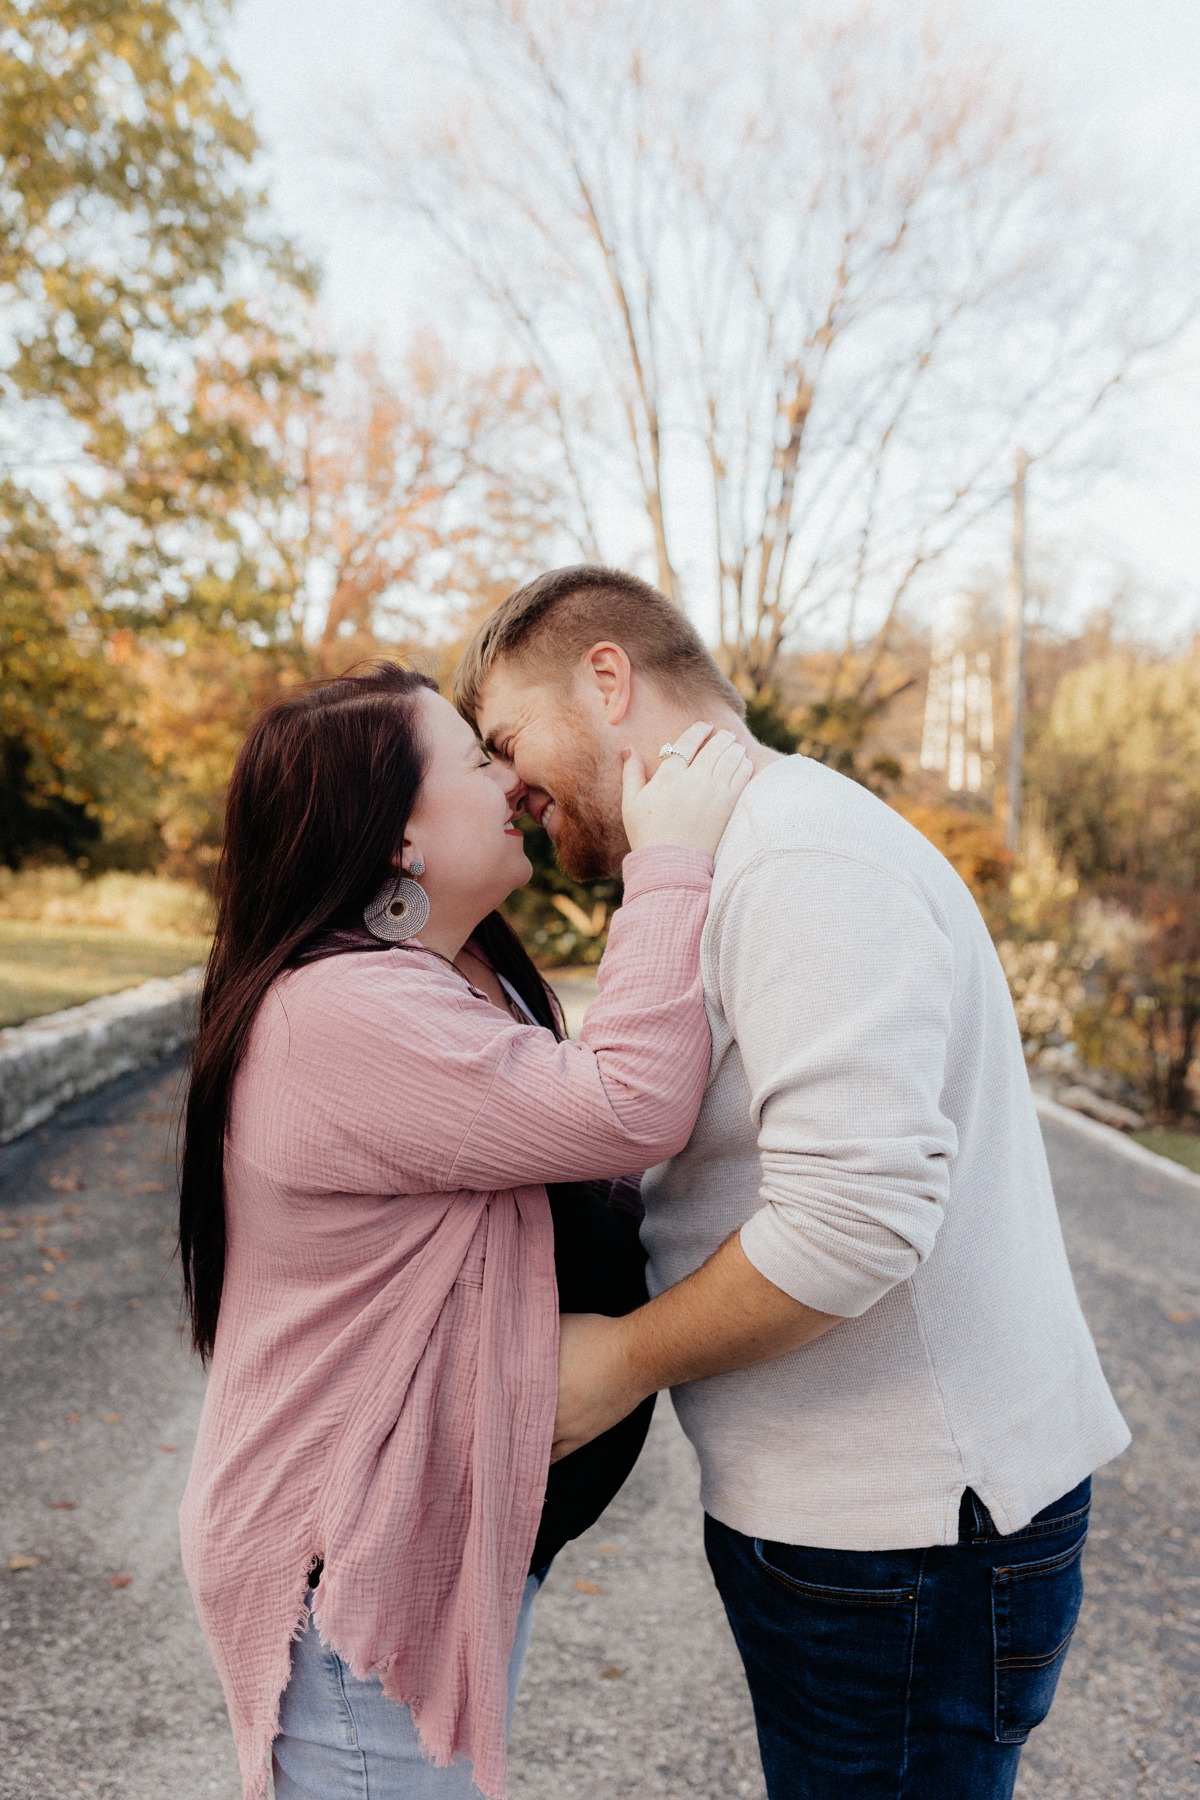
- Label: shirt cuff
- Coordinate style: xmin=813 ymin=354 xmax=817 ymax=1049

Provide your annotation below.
xmin=620 ymin=845 xmax=714 ymax=899
xmin=739 ymin=1209 xmax=910 ymax=1320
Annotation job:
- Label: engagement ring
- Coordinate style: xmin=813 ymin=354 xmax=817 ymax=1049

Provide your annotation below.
xmin=659 ymin=742 xmax=690 ymax=763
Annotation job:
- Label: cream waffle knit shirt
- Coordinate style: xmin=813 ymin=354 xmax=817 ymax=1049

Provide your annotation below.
xmin=640 ymin=757 xmax=1129 ymax=1550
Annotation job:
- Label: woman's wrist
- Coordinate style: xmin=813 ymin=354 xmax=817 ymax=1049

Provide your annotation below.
xmin=620 ymin=845 xmax=714 ymax=900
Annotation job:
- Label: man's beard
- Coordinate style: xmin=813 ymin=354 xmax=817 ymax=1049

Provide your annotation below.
xmin=547 ymin=731 xmax=627 ymax=881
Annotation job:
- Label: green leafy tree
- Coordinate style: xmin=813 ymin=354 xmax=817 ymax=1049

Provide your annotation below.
xmin=0 ymin=0 xmax=318 ymax=864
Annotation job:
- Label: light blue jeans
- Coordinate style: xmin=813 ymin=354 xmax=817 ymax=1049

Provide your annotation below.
xmin=272 ymin=1575 xmax=542 ymax=1799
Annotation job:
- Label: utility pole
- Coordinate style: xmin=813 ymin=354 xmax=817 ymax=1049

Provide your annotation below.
xmin=1002 ymin=448 xmax=1029 ymax=852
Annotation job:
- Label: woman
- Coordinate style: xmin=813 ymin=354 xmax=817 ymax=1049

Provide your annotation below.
xmin=177 ymin=663 xmax=750 ymax=1800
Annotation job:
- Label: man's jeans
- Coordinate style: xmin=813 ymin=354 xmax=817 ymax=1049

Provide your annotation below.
xmin=705 ymin=1478 xmax=1090 ymax=1800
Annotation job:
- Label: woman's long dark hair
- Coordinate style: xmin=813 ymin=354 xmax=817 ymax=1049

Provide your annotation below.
xmin=179 ymin=661 xmax=561 ymax=1363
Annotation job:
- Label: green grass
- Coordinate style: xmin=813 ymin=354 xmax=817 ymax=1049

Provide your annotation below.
xmin=1132 ymin=1129 xmax=1200 ymax=1176
xmin=0 ymin=920 xmax=209 ymax=1028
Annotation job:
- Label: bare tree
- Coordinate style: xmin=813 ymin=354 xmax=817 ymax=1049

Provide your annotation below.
xmin=251 ymin=339 xmax=571 ymax=669
xmin=338 ymin=0 xmax=1195 ymax=704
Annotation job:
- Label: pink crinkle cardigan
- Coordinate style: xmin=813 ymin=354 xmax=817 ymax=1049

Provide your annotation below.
xmin=179 ymin=846 xmax=714 ymax=1800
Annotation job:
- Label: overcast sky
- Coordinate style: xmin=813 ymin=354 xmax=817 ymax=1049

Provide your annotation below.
xmin=228 ymin=0 xmax=1200 ymax=640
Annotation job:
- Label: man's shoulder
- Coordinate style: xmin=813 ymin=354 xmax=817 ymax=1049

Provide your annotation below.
xmin=716 ymin=756 xmax=934 ymax=877
xmin=709 ymin=757 xmax=979 ymax=962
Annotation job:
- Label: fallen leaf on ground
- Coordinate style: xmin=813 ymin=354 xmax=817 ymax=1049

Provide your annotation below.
xmin=60 ymin=1204 xmax=85 ymax=1219
xmin=35 ymin=1439 xmax=51 ymax=1450
xmin=9 ymin=1553 xmax=39 ymax=1570
xmin=64 ymin=1413 xmax=83 ymax=1424
xmin=102 ymin=1413 xmax=122 ymax=1424
xmin=48 ymin=1176 xmax=84 ymax=1193
xmin=2 ymin=1326 xmax=18 ymax=1338
xmin=596 ymin=1544 xmax=623 ymax=1554
xmin=127 ymin=1298 xmax=141 ymax=1310
xmin=600 ymin=1665 xmax=623 ymax=1679
xmin=40 ymin=1289 xmax=60 ymax=1303
xmin=0 ymin=1226 xmax=18 ymax=1239
xmin=157 ymin=1444 xmax=178 ymax=1453
xmin=108 ymin=1573 xmax=133 ymax=1589
xmin=1166 ymin=1310 xmax=1193 ymax=1323
xmin=23 ymin=1274 xmax=39 ymax=1286
xmin=51 ymin=1500 xmax=77 ymax=1510
xmin=41 ymin=1261 xmax=55 ymax=1274
xmin=135 ymin=1182 xmax=164 ymax=1194
xmin=574 ymin=1579 xmax=602 ymax=1594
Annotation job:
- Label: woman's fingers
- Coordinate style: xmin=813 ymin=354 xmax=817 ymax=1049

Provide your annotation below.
xmin=665 ymin=720 xmax=716 ymax=764
xmin=620 ymin=745 xmax=647 ymax=808
xmin=712 ymin=738 xmax=755 ymax=787
xmin=623 ymin=722 xmax=754 ymax=856
xmin=686 ymin=727 xmax=737 ymax=774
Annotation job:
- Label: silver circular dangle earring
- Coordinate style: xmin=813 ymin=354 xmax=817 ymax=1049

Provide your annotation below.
xmin=363 ymin=858 xmax=429 ymax=942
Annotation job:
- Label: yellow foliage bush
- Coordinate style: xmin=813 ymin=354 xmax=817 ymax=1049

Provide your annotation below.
xmin=0 ymin=868 xmax=213 ymax=938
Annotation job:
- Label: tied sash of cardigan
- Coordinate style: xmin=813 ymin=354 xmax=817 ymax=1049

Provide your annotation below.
xmin=178 ymin=846 xmax=714 ymax=1800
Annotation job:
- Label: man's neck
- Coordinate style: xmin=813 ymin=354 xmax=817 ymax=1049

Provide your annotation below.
xmin=634 ymin=701 xmax=784 ymax=780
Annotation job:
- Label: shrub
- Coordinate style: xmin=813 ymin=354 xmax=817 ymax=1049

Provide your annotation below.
xmin=0 ymin=868 xmax=213 ymax=939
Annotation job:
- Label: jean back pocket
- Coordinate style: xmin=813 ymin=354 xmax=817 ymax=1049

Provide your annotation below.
xmin=992 ymin=1530 xmax=1086 ymax=1743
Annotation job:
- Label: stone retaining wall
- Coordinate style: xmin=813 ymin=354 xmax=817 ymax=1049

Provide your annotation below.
xmin=0 ymin=969 xmax=202 ymax=1144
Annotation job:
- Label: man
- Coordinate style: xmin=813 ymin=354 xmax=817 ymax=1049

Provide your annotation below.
xmin=453 ymin=565 xmax=1128 ymax=1800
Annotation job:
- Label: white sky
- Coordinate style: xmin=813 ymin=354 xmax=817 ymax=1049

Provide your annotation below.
xmin=228 ymin=0 xmax=1200 ymax=641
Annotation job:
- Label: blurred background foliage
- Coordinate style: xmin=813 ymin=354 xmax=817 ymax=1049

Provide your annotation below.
xmin=0 ymin=0 xmax=1196 ymax=1136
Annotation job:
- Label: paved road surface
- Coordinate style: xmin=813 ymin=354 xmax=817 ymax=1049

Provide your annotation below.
xmin=1 ymin=1059 xmax=1197 ymax=1799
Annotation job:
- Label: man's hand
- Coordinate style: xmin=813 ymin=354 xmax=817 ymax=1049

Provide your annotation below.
xmin=552 ymin=1233 xmax=843 ymax=1462
xmin=552 ymin=1312 xmax=647 ymax=1462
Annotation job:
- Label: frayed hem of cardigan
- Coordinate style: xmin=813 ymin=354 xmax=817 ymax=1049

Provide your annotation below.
xmin=236 ymin=1561 xmax=510 ymax=1800
xmin=379 ymin=1660 xmax=507 ymax=1800
xmin=241 ymin=1556 xmax=325 ymax=1800
xmin=307 ymin=1584 xmax=509 ymax=1800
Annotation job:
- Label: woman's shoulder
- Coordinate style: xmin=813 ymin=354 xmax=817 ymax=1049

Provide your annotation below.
xmin=238 ymin=948 xmax=493 ymax=1123
xmin=267 ymin=947 xmax=468 ymax=1033
xmin=252 ymin=946 xmax=529 ymax=1076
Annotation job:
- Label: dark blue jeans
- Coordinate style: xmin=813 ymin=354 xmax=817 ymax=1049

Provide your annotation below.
xmin=705 ymin=1478 xmax=1090 ymax=1800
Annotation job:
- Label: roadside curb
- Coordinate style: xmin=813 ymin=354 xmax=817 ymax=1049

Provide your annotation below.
xmin=0 ymin=969 xmax=202 ymax=1144
xmin=1033 ymin=1092 xmax=1200 ymax=1195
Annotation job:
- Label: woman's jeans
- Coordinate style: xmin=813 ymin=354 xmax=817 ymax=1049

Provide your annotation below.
xmin=705 ymin=1478 xmax=1091 ymax=1800
xmin=272 ymin=1575 xmax=541 ymax=1799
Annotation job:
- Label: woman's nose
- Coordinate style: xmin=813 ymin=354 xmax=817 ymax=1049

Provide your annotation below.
xmin=499 ymin=762 xmax=526 ymax=806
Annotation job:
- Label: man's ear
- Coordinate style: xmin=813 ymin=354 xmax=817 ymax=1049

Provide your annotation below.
xmin=580 ymin=642 xmax=634 ymax=725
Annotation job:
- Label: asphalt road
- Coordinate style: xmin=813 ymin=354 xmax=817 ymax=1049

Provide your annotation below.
xmin=1 ymin=1059 xmax=1197 ymax=1800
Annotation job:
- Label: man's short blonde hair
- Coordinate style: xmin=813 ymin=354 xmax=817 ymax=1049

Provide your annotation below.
xmin=453 ymin=564 xmax=744 ymax=732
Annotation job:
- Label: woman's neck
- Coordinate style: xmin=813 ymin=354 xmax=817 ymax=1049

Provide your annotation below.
xmin=412 ymin=903 xmax=479 ymax=965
